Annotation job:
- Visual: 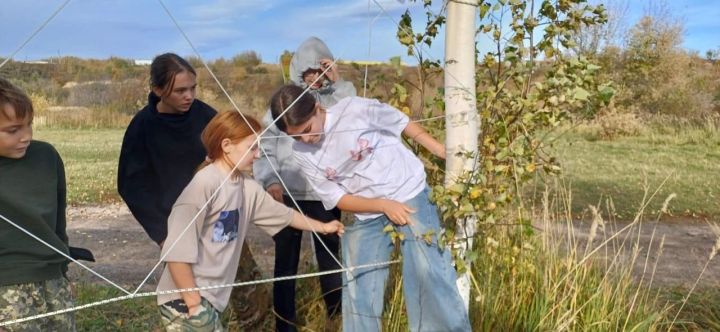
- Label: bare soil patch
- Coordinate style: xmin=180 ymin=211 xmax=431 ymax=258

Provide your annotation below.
xmin=66 ymin=204 xmax=290 ymax=292
xmin=66 ymin=205 xmax=720 ymax=291
xmin=549 ymin=217 xmax=720 ymax=287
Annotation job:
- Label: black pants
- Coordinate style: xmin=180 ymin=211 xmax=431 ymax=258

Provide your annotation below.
xmin=273 ymin=197 xmax=342 ymax=332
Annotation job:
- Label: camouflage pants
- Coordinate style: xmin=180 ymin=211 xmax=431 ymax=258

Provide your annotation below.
xmin=228 ymin=242 xmax=271 ymax=330
xmin=159 ymin=297 xmax=224 ymax=332
xmin=0 ymin=277 xmax=75 ymax=332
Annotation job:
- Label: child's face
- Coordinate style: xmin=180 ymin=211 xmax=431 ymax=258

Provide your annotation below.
xmin=302 ymin=69 xmax=325 ymax=89
xmin=285 ymin=105 xmax=325 ymax=145
xmin=154 ymin=71 xmax=197 ymax=114
xmin=0 ymin=103 xmax=32 ymax=159
xmin=223 ymin=133 xmax=259 ymax=171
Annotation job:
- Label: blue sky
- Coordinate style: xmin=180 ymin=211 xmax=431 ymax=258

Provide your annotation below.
xmin=1 ymin=0 xmax=718 ymax=64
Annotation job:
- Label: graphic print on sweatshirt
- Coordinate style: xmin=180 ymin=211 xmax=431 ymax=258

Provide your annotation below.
xmin=323 ymin=133 xmax=377 ymax=182
xmin=211 ymin=209 xmax=239 ymax=243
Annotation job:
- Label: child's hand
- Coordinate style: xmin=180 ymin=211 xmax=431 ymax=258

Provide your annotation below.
xmin=380 ymin=199 xmax=416 ymax=226
xmin=266 ymin=183 xmax=285 ymax=202
xmin=320 ymin=59 xmax=339 ymax=82
xmin=323 ymin=220 xmax=345 ymax=236
xmin=188 ymin=302 xmax=202 ymax=316
xmin=184 ymin=295 xmax=202 ymax=316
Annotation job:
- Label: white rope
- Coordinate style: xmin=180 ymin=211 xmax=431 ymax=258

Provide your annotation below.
xmin=152 ymin=3 xmax=453 ymax=293
xmin=0 ymin=0 xmax=477 ymax=327
xmin=0 ymin=0 xmax=72 ymax=69
xmin=258 ymin=109 xmax=470 ymax=140
xmin=136 ymin=0 xmax=349 ymax=294
xmin=0 ymin=213 xmax=131 ymax=295
xmin=155 ymin=0 xmax=349 ymax=268
xmin=132 ymin=139 xmax=260 ymax=294
xmin=363 ymin=1 xmax=384 ymax=98
xmin=0 ymin=259 xmax=400 ymax=328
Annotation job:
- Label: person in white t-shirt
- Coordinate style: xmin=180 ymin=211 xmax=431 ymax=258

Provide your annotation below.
xmin=156 ymin=111 xmax=344 ymax=332
xmin=268 ymin=85 xmax=471 ymax=332
xmin=253 ymin=37 xmax=356 ymax=331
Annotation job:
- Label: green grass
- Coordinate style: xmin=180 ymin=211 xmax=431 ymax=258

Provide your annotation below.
xmin=546 ymin=128 xmax=720 ymax=218
xmin=35 ymin=125 xmax=720 ymax=219
xmin=661 ymin=287 xmax=720 ymax=331
xmin=74 ymin=284 xmax=159 ymax=331
xmin=71 ymin=266 xmax=338 ymax=331
xmin=33 ymin=128 xmax=124 ymax=205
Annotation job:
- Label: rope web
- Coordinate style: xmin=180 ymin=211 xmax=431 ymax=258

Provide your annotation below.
xmin=0 ymin=0 xmax=478 ymax=327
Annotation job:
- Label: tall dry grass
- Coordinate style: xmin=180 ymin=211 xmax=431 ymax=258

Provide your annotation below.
xmin=270 ymin=179 xmax=692 ymax=331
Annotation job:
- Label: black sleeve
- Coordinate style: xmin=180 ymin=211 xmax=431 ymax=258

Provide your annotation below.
xmin=117 ymin=118 xmax=166 ymax=244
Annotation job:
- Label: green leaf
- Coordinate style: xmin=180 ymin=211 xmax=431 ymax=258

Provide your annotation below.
xmin=422 ymin=230 xmax=436 ymax=245
xmin=598 ymin=84 xmax=615 ymax=105
xmin=466 ymin=250 xmax=479 ymax=262
xmin=448 ymin=183 xmax=466 ymax=194
xmin=494 ymin=164 xmax=509 ymax=173
xmin=479 ymin=3 xmax=491 ymax=19
xmin=544 ymin=47 xmax=554 ymax=58
xmin=587 ymin=63 xmax=601 ymax=71
xmin=573 ymin=87 xmax=590 ymax=101
xmin=391 ymin=83 xmax=408 ymax=103
xmin=398 ymin=35 xmax=414 ymax=47
xmin=456 ymin=259 xmax=467 ymax=274
xmin=461 ymin=203 xmax=474 ymax=213
xmin=383 ymin=224 xmax=394 ymax=233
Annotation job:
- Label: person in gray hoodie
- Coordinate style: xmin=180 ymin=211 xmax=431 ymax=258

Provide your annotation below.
xmin=254 ymin=37 xmax=356 ymax=331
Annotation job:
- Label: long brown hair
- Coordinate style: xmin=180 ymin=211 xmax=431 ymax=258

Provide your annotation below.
xmin=198 ymin=111 xmax=262 ymax=175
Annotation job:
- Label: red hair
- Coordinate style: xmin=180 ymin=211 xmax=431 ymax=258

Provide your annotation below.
xmin=199 ymin=111 xmax=262 ymax=174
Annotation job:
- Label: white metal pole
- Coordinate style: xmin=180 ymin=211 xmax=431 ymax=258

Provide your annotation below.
xmin=444 ymin=0 xmax=478 ymax=311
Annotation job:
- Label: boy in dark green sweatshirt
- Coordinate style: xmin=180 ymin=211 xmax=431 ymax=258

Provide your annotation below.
xmin=0 ymin=77 xmax=75 ymax=331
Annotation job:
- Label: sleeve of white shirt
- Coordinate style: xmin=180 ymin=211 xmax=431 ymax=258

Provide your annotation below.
xmin=365 ymin=98 xmax=410 ymax=136
xmin=293 ymin=151 xmax=347 ymax=211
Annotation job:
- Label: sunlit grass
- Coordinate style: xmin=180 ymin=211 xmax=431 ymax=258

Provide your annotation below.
xmin=33 ymin=128 xmax=123 ymax=205
xmin=74 ymin=284 xmax=158 ymax=331
xmin=547 ymin=126 xmax=720 ymax=218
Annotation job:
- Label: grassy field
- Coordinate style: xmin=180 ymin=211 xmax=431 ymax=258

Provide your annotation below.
xmin=544 ymin=127 xmax=720 ymax=218
xmin=37 ymin=126 xmax=720 ymax=220
xmin=34 ymin=128 xmax=124 ymax=205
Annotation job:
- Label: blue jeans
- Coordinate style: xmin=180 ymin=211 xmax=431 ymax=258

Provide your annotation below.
xmin=341 ymin=187 xmax=471 ymax=332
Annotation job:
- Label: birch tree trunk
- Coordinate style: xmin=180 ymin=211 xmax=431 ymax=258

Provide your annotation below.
xmin=444 ymin=0 xmax=478 ymax=311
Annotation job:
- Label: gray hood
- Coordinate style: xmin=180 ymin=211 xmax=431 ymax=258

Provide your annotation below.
xmin=253 ymin=37 xmax=356 ymax=198
xmin=289 ymin=37 xmax=334 ymax=91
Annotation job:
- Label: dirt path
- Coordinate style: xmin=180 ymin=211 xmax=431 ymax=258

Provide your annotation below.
xmin=65 ymin=204 xmax=720 ymax=292
xmin=66 ymin=204 xmax=295 ymax=292
xmin=546 ymin=217 xmax=720 ymax=287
